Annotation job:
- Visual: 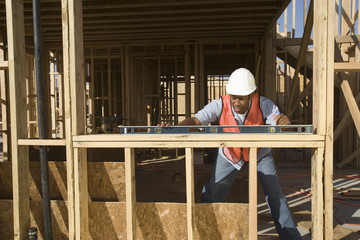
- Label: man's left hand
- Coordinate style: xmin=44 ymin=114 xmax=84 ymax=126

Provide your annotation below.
xmin=272 ymin=114 xmax=290 ymax=125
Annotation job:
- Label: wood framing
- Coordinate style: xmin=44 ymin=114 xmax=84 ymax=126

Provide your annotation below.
xmin=5 ymin=0 xmax=30 ymax=239
xmin=1 ymin=0 xmax=354 ymax=239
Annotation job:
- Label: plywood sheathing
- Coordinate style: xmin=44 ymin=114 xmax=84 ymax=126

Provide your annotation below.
xmin=0 ymin=201 xmax=249 ymax=240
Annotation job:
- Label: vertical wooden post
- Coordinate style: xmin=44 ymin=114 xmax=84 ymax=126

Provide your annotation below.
xmin=313 ymin=0 xmax=332 ymax=238
xmin=90 ymin=48 xmax=95 ymax=133
xmin=125 ymin=148 xmax=136 ymax=240
xmin=50 ymin=51 xmax=57 ymax=137
xmin=325 ymin=0 xmax=334 ymax=239
xmin=107 ymin=48 xmax=112 ymax=116
xmin=5 ymin=0 xmax=30 ymax=238
xmin=185 ymin=148 xmax=195 ymax=240
xmin=249 ymin=147 xmax=257 ymax=240
xmin=185 ymin=45 xmax=191 ymax=117
xmin=194 ymin=44 xmax=200 ymax=112
xmin=62 ymin=0 xmax=87 ymax=238
xmin=311 ymin=147 xmax=324 ymax=240
xmin=0 ymin=33 xmax=8 ymax=160
xmin=199 ymin=44 xmax=205 ymax=108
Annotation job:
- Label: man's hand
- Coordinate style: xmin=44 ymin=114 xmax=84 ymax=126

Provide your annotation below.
xmin=272 ymin=114 xmax=290 ymax=125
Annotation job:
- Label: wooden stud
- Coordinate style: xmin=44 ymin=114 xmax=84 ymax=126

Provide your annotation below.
xmin=311 ymin=147 xmax=324 ymax=240
xmin=185 ymin=44 xmax=191 ymax=117
xmin=325 ymin=0 xmax=334 ymax=238
xmin=248 ymin=147 xmax=257 ymax=240
xmin=107 ymin=48 xmax=112 ymax=116
xmin=90 ymin=48 xmax=95 ymax=133
xmin=50 ymin=51 xmax=57 ymax=137
xmin=61 ymin=0 xmax=75 ymax=238
xmin=185 ymin=148 xmax=195 ymax=240
xmin=334 ymin=62 xmax=360 ymax=71
xmin=0 ymin=33 xmax=8 ymax=161
xmin=5 ymin=0 xmax=30 ymax=238
xmin=125 ymin=148 xmax=136 ymax=240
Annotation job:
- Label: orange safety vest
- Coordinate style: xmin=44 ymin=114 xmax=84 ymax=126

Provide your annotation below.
xmin=219 ymin=93 xmax=264 ymax=163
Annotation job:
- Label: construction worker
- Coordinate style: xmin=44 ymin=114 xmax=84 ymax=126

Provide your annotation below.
xmin=159 ymin=68 xmax=301 ymax=239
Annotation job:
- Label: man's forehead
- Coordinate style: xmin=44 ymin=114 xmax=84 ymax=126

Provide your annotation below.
xmin=230 ymin=94 xmax=250 ymax=98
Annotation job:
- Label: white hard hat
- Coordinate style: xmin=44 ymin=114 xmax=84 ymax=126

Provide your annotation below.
xmin=226 ymin=68 xmax=257 ymax=96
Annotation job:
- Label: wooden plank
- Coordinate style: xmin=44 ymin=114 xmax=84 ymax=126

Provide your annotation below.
xmin=5 ymin=0 xmax=30 ymax=239
xmin=325 ymin=0 xmax=335 ymax=238
xmin=248 ymin=147 xmax=257 ymax=240
xmin=74 ymin=148 xmax=88 ymax=239
xmin=185 ymin=45 xmax=191 ymax=118
xmin=61 ymin=0 xmax=75 ymax=238
xmin=73 ymin=133 xmax=325 ymax=142
xmin=335 ymin=34 xmax=360 ymax=43
xmin=313 ymin=0 xmax=328 ymax=238
xmin=337 ymin=148 xmax=360 ymax=168
xmin=18 ymin=139 xmax=66 ymax=146
xmin=0 ymin=60 xmax=8 ymax=70
xmin=73 ymin=140 xmax=325 ymax=149
xmin=0 ymin=34 xmax=8 ymax=161
xmin=185 ymin=148 xmax=195 ymax=240
xmin=334 ymin=62 xmax=360 ymax=71
xmin=311 ymin=147 xmax=324 ymax=240
xmin=125 ymin=148 xmax=136 ymax=240
xmin=68 ymin=0 xmax=88 ymax=238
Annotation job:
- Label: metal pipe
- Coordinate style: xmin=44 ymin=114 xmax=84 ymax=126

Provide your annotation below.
xmin=32 ymin=0 xmax=53 ymax=239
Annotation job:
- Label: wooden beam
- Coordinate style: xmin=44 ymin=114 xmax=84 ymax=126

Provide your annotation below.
xmin=313 ymin=0 xmax=329 ymax=237
xmin=324 ymin=0 xmax=335 ymax=238
xmin=335 ymin=34 xmax=360 ymax=43
xmin=61 ymin=0 xmax=75 ymax=238
xmin=0 ymin=60 xmax=8 ymax=70
xmin=334 ymin=62 xmax=360 ymax=71
xmin=311 ymin=148 xmax=324 ymax=240
xmin=185 ymin=148 xmax=195 ymax=240
xmin=248 ymin=147 xmax=257 ymax=240
xmin=0 ymin=34 xmax=8 ymax=161
xmin=18 ymin=139 xmax=66 ymax=146
xmin=125 ymin=148 xmax=136 ymax=240
xmin=5 ymin=0 xmax=30 ymax=238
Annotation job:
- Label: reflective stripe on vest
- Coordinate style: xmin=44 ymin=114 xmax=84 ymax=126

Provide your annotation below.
xmin=219 ymin=93 xmax=264 ymax=163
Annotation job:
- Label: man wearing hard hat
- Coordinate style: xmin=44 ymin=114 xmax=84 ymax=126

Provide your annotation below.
xmin=161 ymin=68 xmax=301 ymax=239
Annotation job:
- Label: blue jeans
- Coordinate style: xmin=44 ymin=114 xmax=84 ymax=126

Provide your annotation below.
xmin=200 ymin=153 xmax=302 ymax=240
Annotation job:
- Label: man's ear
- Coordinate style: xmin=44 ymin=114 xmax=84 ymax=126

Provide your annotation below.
xmin=249 ymin=93 xmax=254 ymax=100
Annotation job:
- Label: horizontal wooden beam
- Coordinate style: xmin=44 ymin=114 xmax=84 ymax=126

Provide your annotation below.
xmin=18 ymin=139 xmax=66 ymax=146
xmin=73 ymin=134 xmax=325 ymax=148
xmin=335 ymin=34 xmax=360 ymax=43
xmin=0 ymin=60 xmax=8 ymax=70
xmin=334 ymin=62 xmax=360 ymax=71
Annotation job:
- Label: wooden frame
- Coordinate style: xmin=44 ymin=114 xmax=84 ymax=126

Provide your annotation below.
xmin=2 ymin=0 xmax=349 ymax=239
xmin=72 ymin=134 xmax=324 ymax=240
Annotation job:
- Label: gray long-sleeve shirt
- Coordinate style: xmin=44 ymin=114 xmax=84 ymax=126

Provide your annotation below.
xmin=194 ymin=95 xmax=281 ymax=169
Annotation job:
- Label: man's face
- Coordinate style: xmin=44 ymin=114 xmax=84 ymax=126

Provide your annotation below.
xmin=230 ymin=94 xmax=251 ymax=114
